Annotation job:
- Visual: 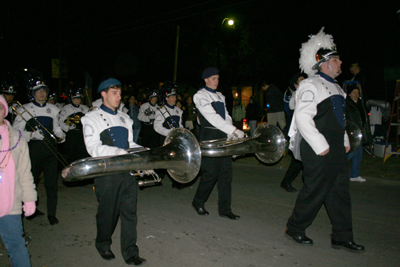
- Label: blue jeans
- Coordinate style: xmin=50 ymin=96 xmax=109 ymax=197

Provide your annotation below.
xmin=0 ymin=214 xmax=31 ymax=267
xmin=347 ymin=143 xmax=363 ymax=178
xmin=249 ymin=120 xmax=257 ymax=137
xmin=132 ymin=129 xmax=141 ymax=143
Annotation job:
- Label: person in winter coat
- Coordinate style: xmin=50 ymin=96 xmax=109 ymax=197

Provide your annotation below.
xmin=345 ymin=87 xmax=372 ymax=182
xmin=0 ymin=95 xmax=37 ymax=267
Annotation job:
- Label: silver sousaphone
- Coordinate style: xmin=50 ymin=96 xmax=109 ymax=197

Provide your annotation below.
xmin=61 ymin=128 xmax=201 ymax=185
xmin=200 ymin=123 xmax=286 ymax=164
xmin=346 ymin=120 xmax=363 ymax=153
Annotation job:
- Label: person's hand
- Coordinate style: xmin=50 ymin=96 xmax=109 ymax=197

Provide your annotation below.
xmin=31 ymin=130 xmax=44 ymax=140
xmin=23 ymin=201 xmax=36 ymax=217
xmin=233 ymin=129 xmax=245 ymax=139
xmin=345 ymin=146 xmax=350 ymax=153
xmin=318 ymin=148 xmax=330 ymax=156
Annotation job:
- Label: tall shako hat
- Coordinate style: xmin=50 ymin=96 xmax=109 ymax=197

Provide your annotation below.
xmin=160 ymin=81 xmax=177 ymax=99
xmin=1 ymin=78 xmax=17 ymax=95
xmin=25 ymin=69 xmax=49 ymax=98
xmin=66 ymin=83 xmax=83 ymax=102
xmin=145 ymin=87 xmax=158 ymax=99
xmin=299 ymin=27 xmax=338 ymax=76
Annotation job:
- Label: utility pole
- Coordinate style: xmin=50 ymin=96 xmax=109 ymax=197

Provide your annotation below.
xmin=173 ymin=25 xmax=180 ymax=83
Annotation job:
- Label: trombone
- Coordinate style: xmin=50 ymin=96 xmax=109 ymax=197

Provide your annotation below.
xmin=12 ymin=101 xmax=69 ymax=167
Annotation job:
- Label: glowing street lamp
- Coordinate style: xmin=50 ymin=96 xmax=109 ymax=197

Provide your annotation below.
xmin=217 ymin=18 xmax=235 ymax=68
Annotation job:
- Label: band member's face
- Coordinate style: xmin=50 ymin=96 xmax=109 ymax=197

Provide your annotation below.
xmin=101 ymin=88 xmax=121 ymax=111
xmin=322 ymin=56 xmax=342 ymax=78
xmin=150 ymin=96 xmax=158 ymax=105
xmin=0 ymin=103 xmax=5 ymax=124
xmin=129 ymin=96 xmax=136 ymax=104
xmin=72 ymin=98 xmax=82 ymax=106
xmin=205 ymin=75 xmax=219 ymax=90
xmin=34 ymin=88 xmax=48 ymax=103
xmin=186 ymin=96 xmax=192 ymax=104
xmin=47 ymin=99 xmax=55 ymax=104
xmin=2 ymin=94 xmax=14 ymax=104
xmin=166 ymin=95 xmax=176 ymax=106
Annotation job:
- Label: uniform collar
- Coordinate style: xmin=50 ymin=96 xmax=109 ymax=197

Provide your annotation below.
xmin=100 ymin=104 xmax=118 ymax=115
xmin=32 ymin=100 xmax=46 ymax=107
xmin=317 ymin=71 xmax=337 ymax=84
xmin=71 ymin=102 xmax=80 ymax=108
xmin=204 ymin=86 xmax=216 ymax=93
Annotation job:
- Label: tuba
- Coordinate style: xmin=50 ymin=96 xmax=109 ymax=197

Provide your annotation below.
xmin=61 ymin=128 xmax=201 ymax=184
xmin=200 ymin=124 xmax=286 ymax=164
xmin=346 ymin=120 xmax=363 ymax=153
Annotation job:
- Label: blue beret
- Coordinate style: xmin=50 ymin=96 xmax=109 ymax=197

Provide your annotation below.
xmin=202 ymin=67 xmax=219 ymax=79
xmin=97 ymin=78 xmax=121 ymax=93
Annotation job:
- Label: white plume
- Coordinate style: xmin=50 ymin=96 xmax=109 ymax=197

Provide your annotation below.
xmin=299 ymin=27 xmax=336 ymax=76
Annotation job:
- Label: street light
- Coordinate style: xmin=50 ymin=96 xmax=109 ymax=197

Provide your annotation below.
xmin=221 ymin=18 xmax=234 ymax=27
xmin=217 ymin=18 xmax=235 ymax=68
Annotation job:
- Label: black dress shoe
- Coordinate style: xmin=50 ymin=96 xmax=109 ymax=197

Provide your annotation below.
xmin=192 ymin=203 xmax=209 ymax=215
xmin=125 ymin=255 xmax=146 ymax=265
xmin=48 ymin=216 xmax=59 ymax=225
xmin=331 ymin=240 xmax=365 ymax=252
xmin=219 ymin=212 xmax=240 ymax=220
xmin=285 ymin=229 xmax=313 ymax=245
xmin=98 ymin=249 xmax=115 ymax=260
xmin=280 ymin=182 xmax=297 ymax=192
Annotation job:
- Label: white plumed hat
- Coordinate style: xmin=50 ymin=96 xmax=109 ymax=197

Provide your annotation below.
xmin=299 ymin=27 xmax=338 ymax=76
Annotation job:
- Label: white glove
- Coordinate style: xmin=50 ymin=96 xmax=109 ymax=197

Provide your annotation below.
xmin=31 ymin=130 xmax=44 ymax=140
xmin=69 ymin=124 xmax=76 ymax=130
xmin=55 ymin=132 xmax=66 ymax=143
xmin=234 ymin=129 xmax=245 ymax=139
xmin=59 ymin=136 xmax=66 ymax=143
xmin=227 ymin=129 xmax=245 ymax=141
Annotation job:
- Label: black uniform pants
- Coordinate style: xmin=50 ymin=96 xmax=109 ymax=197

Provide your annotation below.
xmin=193 ymin=156 xmax=233 ymax=214
xmin=287 ymin=136 xmax=353 ymax=242
xmin=139 ymin=123 xmax=159 ymax=148
xmin=281 ymin=153 xmax=303 ymax=185
xmin=65 ymin=129 xmax=88 ymax=164
xmin=29 ymin=140 xmax=58 ymax=216
xmin=94 ymin=173 xmax=139 ymax=260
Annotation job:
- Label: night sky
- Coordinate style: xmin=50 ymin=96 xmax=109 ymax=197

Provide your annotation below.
xmin=1 ymin=1 xmax=399 ymax=101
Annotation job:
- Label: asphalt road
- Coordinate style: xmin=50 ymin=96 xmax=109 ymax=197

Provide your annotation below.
xmin=1 ymin=162 xmax=399 ymax=267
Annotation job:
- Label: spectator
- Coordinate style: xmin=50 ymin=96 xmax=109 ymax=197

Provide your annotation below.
xmin=261 ymin=81 xmax=286 ymax=131
xmin=245 ymin=96 xmax=260 ymax=137
xmin=0 ymin=95 xmax=37 ymax=267
xmin=232 ymin=98 xmax=246 ymax=130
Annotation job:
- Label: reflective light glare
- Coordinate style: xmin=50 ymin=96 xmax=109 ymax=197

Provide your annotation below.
xmin=228 ymin=19 xmax=234 ymax=25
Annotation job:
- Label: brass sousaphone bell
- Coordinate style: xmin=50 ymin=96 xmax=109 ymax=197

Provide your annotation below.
xmin=200 ymin=123 xmax=286 ymax=164
xmin=62 ymin=128 xmax=201 ymax=183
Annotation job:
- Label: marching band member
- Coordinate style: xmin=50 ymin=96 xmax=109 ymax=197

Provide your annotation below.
xmin=138 ymin=89 xmax=159 ymax=148
xmin=154 ymin=81 xmax=183 ymax=144
xmin=285 ymin=28 xmax=364 ymax=252
xmin=192 ymin=67 xmax=244 ymax=220
xmin=59 ymin=86 xmax=89 ymax=163
xmin=13 ymin=73 xmax=65 ymax=225
xmin=81 ymin=78 xmax=146 ymax=265
xmin=153 ymin=82 xmax=184 ymax=189
xmin=1 ymin=78 xmax=18 ymax=123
